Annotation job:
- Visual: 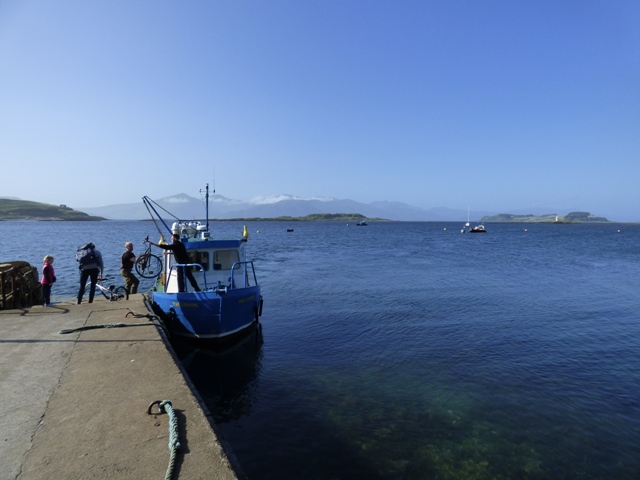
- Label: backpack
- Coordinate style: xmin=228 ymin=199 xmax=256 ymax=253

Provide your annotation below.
xmin=77 ymin=245 xmax=98 ymax=269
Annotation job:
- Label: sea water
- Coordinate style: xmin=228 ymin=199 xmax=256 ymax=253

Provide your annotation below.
xmin=2 ymin=220 xmax=639 ymax=479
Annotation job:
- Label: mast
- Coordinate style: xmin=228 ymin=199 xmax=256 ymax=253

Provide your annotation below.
xmin=205 ymin=183 xmax=210 ymax=231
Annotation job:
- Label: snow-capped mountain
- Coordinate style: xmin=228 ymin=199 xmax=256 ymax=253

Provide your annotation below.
xmin=78 ymin=194 xmax=475 ymax=221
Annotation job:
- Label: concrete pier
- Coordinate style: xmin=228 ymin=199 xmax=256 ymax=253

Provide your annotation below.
xmin=0 ymin=296 xmax=240 ymax=480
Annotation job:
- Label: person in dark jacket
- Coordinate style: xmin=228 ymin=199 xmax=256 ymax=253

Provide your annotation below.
xmin=77 ymin=242 xmax=103 ymax=304
xmin=149 ymin=234 xmax=200 ymax=292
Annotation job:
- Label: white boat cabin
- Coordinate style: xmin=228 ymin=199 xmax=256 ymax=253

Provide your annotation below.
xmin=159 ymin=221 xmax=251 ymax=293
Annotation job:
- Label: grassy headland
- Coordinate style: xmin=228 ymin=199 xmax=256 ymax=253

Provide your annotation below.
xmin=0 ymin=199 xmax=106 ymax=221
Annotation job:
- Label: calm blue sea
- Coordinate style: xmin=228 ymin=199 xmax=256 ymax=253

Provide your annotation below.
xmin=2 ymin=220 xmax=640 ymax=479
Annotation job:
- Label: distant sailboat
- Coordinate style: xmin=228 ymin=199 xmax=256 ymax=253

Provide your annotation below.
xmin=461 ymin=208 xmax=470 ymax=233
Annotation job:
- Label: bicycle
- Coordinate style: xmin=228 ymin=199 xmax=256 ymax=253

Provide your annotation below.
xmin=84 ymin=277 xmax=128 ymax=301
xmin=135 ymin=236 xmax=163 ymax=279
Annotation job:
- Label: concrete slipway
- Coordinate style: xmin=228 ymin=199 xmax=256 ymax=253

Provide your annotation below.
xmin=0 ymin=295 xmax=241 ymax=480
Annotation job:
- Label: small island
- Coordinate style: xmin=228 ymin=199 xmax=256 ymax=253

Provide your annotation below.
xmin=217 ymin=213 xmax=388 ymax=222
xmin=0 ymin=199 xmax=106 ymax=221
xmin=480 ymin=212 xmax=609 ymax=223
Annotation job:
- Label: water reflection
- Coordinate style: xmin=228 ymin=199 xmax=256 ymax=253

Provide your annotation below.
xmin=172 ymin=325 xmax=264 ymax=423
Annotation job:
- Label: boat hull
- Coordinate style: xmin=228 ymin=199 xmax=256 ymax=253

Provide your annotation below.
xmin=152 ymin=286 xmax=262 ymax=346
xmin=469 ymin=224 xmax=487 ymax=233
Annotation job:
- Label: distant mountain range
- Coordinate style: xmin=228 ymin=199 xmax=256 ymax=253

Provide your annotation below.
xmin=1 ymin=194 xmax=616 ymax=223
xmin=77 ymin=193 xmax=488 ymax=222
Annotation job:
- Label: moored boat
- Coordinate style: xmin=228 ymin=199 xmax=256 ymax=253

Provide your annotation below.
xmin=143 ymin=185 xmax=263 ymax=346
xmin=469 ymin=224 xmax=487 ymax=233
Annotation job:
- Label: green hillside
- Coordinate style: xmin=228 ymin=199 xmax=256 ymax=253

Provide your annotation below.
xmin=0 ymin=199 xmax=106 ymax=221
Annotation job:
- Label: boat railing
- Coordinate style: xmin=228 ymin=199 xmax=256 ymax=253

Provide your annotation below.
xmin=166 ymin=263 xmax=207 ymax=292
xmin=230 ymin=261 xmax=258 ymax=289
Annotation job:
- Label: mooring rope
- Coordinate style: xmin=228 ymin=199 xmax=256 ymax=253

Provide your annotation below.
xmin=59 ymin=308 xmax=167 ymax=335
xmin=59 ymin=321 xmax=164 ymax=334
xmin=148 ymin=400 xmax=181 ymax=480
xmin=125 ymin=310 xmax=160 ymax=320
xmin=59 ymin=322 xmax=165 ymax=334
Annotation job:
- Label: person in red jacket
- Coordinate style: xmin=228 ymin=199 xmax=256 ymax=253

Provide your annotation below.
xmin=41 ymin=255 xmax=56 ymax=307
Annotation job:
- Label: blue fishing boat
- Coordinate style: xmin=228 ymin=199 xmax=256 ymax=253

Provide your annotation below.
xmin=142 ymin=185 xmax=263 ymax=346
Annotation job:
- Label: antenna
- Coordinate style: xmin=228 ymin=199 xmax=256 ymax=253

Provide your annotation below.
xmin=205 ymin=183 xmax=209 ymax=231
xmin=198 ymin=184 xmax=211 ymax=231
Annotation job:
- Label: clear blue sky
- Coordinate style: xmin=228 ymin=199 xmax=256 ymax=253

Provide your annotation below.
xmin=1 ymin=1 xmax=639 ymax=220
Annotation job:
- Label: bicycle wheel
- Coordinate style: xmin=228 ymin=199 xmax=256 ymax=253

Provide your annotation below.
xmin=114 ymin=286 xmax=128 ymax=300
xmin=135 ymin=254 xmax=163 ymax=278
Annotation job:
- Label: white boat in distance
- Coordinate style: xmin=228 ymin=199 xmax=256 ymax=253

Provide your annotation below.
xmin=461 ymin=208 xmax=470 ymax=233
xmin=462 ymin=208 xmax=486 ymax=233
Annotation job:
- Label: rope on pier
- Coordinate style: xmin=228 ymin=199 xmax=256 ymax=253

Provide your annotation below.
xmin=148 ymin=400 xmax=181 ymax=480
xmin=59 ymin=321 xmax=164 ymax=335
xmin=125 ymin=309 xmax=169 ymax=334
xmin=59 ymin=308 xmax=167 ymax=335
xmin=125 ymin=310 xmax=160 ymax=320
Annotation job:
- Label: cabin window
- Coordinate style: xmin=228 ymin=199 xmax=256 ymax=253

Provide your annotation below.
xmin=187 ymin=251 xmax=209 ymax=271
xmin=197 ymin=252 xmax=209 ymax=271
xmin=213 ymin=250 xmax=239 ymax=270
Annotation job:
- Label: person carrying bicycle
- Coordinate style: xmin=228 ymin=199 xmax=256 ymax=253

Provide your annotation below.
xmin=120 ymin=241 xmax=140 ymax=295
xmin=148 ymin=234 xmax=200 ymax=292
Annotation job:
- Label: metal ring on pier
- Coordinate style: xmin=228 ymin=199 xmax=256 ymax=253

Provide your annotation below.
xmin=147 ymin=400 xmax=164 ymax=416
